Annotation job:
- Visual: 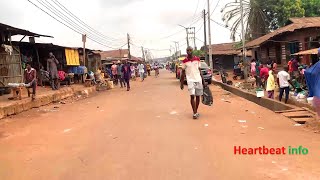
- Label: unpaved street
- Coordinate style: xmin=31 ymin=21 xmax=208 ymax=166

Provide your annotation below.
xmin=0 ymin=70 xmax=320 ymax=180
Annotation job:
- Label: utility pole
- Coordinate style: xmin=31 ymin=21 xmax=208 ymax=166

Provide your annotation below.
xmin=240 ymin=0 xmax=248 ymax=80
xmin=141 ymin=46 xmax=145 ymax=62
xmin=207 ymin=0 xmax=213 ymax=71
xmin=203 ymin=9 xmax=208 ymax=64
xmin=186 ymin=28 xmax=189 ymax=47
xmin=127 ymin=33 xmax=131 ymax=61
xmin=173 ymin=41 xmax=179 ymax=59
xmin=82 ymin=34 xmax=86 ymax=66
xmin=192 ymin=27 xmax=196 ymax=50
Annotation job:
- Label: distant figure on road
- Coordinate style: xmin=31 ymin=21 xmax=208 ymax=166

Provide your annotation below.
xmin=146 ymin=63 xmax=151 ymax=76
xmin=111 ymin=62 xmax=118 ymax=85
xmin=180 ymin=46 xmax=206 ymax=119
xmin=137 ymin=62 xmax=145 ymax=81
xmin=277 ymin=66 xmax=294 ymax=104
xmin=122 ymin=60 xmax=131 ymax=91
xmin=117 ymin=61 xmax=125 ymax=88
xmin=130 ymin=64 xmax=136 ymax=81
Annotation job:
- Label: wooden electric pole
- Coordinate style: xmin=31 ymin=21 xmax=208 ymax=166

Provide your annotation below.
xmin=82 ymin=34 xmax=86 ymax=66
xmin=203 ymin=9 xmax=208 ymax=65
xmin=127 ymin=33 xmax=131 ymax=61
xmin=141 ymin=46 xmax=146 ymax=62
xmin=207 ymin=0 xmax=213 ymax=71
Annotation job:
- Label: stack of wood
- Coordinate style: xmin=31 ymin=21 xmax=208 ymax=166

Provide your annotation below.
xmin=276 ymin=108 xmax=316 ymax=124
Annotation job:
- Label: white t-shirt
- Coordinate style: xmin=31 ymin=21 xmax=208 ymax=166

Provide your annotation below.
xmin=277 ymin=70 xmax=290 ymax=88
xmin=138 ymin=64 xmax=145 ymax=73
xmin=181 ymin=56 xmax=202 ymax=82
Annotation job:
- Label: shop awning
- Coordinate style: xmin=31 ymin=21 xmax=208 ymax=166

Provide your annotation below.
xmin=292 ymin=48 xmax=319 ymax=56
xmin=65 ymin=48 xmax=80 ymax=66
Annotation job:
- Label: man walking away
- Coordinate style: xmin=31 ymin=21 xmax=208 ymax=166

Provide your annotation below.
xmin=180 ymin=46 xmax=206 ymax=120
xmin=24 ymin=63 xmax=37 ymax=100
xmin=122 ymin=60 xmax=132 ymax=91
xmin=111 ymin=62 xmax=118 ymax=85
xmin=117 ymin=61 xmax=125 ymax=88
xmin=47 ymin=52 xmax=59 ymax=90
xmin=138 ymin=62 xmax=145 ymax=81
xmin=277 ymin=66 xmax=294 ymax=104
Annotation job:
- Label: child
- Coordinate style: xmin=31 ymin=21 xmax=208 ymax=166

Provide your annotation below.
xmin=266 ymin=70 xmax=275 ymax=99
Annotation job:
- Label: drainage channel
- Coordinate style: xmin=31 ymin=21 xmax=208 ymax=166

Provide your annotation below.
xmin=213 ymin=80 xmax=316 ymax=124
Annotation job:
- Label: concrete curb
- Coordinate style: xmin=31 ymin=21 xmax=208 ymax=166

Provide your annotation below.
xmin=0 ymin=86 xmax=97 ymax=119
xmin=212 ymin=80 xmax=296 ymax=112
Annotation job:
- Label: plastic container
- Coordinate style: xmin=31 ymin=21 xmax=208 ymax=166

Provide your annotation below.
xmin=256 ymin=90 xmax=264 ymax=98
xmin=307 ymin=97 xmax=314 ymax=105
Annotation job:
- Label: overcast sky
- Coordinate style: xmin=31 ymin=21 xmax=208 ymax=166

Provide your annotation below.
xmin=0 ymin=0 xmax=235 ymax=58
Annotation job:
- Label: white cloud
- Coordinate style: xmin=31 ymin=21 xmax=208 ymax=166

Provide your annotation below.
xmin=0 ymin=0 xmax=235 ymax=58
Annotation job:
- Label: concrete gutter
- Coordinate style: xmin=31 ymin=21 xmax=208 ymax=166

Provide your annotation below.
xmin=212 ymin=80 xmax=296 ymax=112
xmin=0 ymin=86 xmax=96 ymax=119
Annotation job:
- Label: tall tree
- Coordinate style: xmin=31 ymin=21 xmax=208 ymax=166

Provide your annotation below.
xmin=221 ymin=0 xmax=272 ymax=41
xmin=221 ymin=0 xmax=320 ymax=40
xmin=302 ymin=0 xmax=320 ymax=17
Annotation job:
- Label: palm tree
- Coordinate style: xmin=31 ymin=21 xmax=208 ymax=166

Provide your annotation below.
xmin=221 ymin=0 xmax=271 ymax=41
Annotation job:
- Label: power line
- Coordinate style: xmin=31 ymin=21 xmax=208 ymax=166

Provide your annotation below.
xmin=211 ymin=0 xmax=221 ymax=16
xmin=51 ymin=0 xmax=124 ymax=42
xmin=27 ymin=0 xmax=124 ymax=49
xmin=190 ymin=0 xmax=201 ymax=26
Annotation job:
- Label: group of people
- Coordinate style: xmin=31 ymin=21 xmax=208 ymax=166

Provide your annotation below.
xmin=23 ymin=52 xmax=67 ymax=100
xmin=249 ymin=56 xmax=309 ymax=104
xmin=110 ymin=61 xmax=132 ymax=91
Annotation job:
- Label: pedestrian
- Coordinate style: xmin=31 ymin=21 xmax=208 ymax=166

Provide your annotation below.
xmin=24 ymin=63 xmax=37 ymax=100
xmin=288 ymin=58 xmax=293 ymax=76
xmin=180 ymin=46 xmax=206 ymax=120
xmin=117 ymin=61 xmax=126 ymax=88
xmin=266 ymin=70 xmax=275 ymax=99
xmin=130 ymin=64 xmax=136 ymax=81
xmin=47 ymin=52 xmax=59 ymax=90
xmin=111 ymin=62 xmax=118 ymax=85
xmin=260 ymin=64 xmax=269 ymax=89
xmin=121 ymin=60 xmax=131 ymax=91
xmin=146 ymin=63 xmax=151 ymax=76
xmin=272 ymin=60 xmax=278 ymax=73
xmin=292 ymin=57 xmax=299 ymax=79
xmin=277 ymin=66 xmax=294 ymax=104
xmin=250 ymin=59 xmax=256 ymax=77
xmin=137 ymin=62 xmax=145 ymax=81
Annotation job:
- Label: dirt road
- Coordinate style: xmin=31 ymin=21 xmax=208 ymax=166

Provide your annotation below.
xmin=0 ymin=70 xmax=320 ymax=180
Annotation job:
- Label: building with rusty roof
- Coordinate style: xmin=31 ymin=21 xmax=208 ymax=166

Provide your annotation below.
xmin=246 ymin=17 xmax=320 ymax=66
xmin=201 ymin=42 xmax=252 ymax=69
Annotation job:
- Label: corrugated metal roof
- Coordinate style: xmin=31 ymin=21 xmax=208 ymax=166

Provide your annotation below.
xmin=246 ymin=17 xmax=320 ymax=49
xmin=202 ymin=42 xmax=239 ymax=55
xmin=0 ymin=23 xmax=53 ymax=38
xmin=293 ymin=48 xmax=319 ymax=55
xmin=289 ymin=17 xmax=320 ymax=24
xmin=99 ymin=49 xmax=129 ymax=60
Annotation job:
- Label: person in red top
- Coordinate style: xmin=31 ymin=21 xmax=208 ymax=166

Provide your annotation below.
xmin=58 ymin=67 xmax=71 ymax=85
xmin=180 ymin=46 xmax=206 ymax=119
xmin=24 ymin=63 xmax=37 ymax=100
xmin=260 ymin=64 xmax=269 ymax=89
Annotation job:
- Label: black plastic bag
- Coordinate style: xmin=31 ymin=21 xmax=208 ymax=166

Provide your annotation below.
xmin=202 ymin=86 xmax=213 ymax=106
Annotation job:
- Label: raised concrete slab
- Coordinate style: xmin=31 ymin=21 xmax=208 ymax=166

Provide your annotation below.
xmin=0 ymin=85 xmax=96 ymax=119
xmin=212 ymin=80 xmax=296 ymax=112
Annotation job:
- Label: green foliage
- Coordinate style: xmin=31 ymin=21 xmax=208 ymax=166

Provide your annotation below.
xmin=193 ymin=50 xmax=205 ymax=57
xmin=222 ymin=0 xmax=320 ymax=40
